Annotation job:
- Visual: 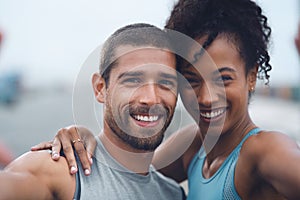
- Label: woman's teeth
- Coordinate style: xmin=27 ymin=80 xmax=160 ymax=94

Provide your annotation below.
xmin=200 ymin=109 xmax=225 ymax=118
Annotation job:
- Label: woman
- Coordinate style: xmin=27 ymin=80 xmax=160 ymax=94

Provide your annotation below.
xmin=33 ymin=0 xmax=300 ymax=199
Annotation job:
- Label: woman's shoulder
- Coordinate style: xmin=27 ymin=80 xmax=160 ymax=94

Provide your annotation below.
xmin=240 ymin=130 xmax=299 ymax=163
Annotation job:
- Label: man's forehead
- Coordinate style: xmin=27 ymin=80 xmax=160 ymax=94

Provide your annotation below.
xmin=113 ymin=45 xmax=175 ymax=67
xmin=114 ymin=45 xmax=172 ymax=57
xmin=109 ymin=46 xmax=177 ymax=79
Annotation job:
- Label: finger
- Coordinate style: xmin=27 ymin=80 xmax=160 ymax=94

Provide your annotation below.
xmin=87 ymin=152 xmax=93 ymax=164
xmin=85 ymin=139 xmax=97 ymax=165
xmin=31 ymin=141 xmax=52 ymax=151
xmin=51 ymin=137 xmax=62 ymax=160
xmin=69 ymin=127 xmax=93 ymax=175
xmin=59 ymin=129 xmax=78 ymax=174
xmin=73 ymin=140 xmax=91 ymax=176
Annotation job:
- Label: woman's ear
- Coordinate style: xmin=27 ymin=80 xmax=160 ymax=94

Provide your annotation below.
xmin=92 ymin=73 xmax=106 ymax=103
xmin=247 ymin=65 xmax=258 ymax=92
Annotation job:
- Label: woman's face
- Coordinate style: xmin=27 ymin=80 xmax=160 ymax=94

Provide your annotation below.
xmin=179 ymin=35 xmax=257 ymax=136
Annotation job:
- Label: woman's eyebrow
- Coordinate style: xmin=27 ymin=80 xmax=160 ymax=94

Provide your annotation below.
xmin=213 ymin=67 xmax=236 ymax=75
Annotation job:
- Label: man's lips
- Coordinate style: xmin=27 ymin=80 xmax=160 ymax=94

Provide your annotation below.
xmin=130 ymin=114 xmax=161 ymax=127
xmin=128 ymin=105 xmax=168 ymax=127
xmin=132 ymin=114 xmax=159 ymax=122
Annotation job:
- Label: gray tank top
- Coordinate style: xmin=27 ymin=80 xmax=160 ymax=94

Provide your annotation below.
xmin=74 ymin=136 xmax=185 ymax=200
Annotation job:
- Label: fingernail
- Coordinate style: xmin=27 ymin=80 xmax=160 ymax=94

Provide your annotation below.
xmin=52 ymin=153 xmax=59 ymax=159
xmin=89 ymin=158 xmax=93 ymax=164
xmin=84 ymin=169 xmax=90 ymax=175
xmin=70 ymin=166 xmax=77 ymax=174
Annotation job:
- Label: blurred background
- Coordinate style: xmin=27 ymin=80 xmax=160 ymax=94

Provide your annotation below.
xmin=0 ymin=0 xmax=299 ymax=168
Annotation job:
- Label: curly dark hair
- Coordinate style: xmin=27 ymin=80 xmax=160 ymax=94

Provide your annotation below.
xmin=165 ymin=0 xmax=272 ymax=84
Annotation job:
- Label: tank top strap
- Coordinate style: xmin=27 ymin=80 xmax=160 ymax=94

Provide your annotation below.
xmin=236 ymin=127 xmax=261 ymax=149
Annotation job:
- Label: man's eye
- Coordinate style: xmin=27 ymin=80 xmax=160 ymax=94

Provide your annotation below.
xmin=123 ymin=78 xmax=141 ymax=84
xmin=159 ymin=80 xmax=175 ymax=87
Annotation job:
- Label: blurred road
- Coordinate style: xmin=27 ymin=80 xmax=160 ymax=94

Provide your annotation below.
xmin=0 ymin=88 xmax=74 ymax=158
xmin=0 ymin=88 xmax=299 ymax=159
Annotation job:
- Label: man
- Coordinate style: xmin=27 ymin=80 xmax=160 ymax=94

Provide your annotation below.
xmin=0 ymin=23 xmax=185 ymax=199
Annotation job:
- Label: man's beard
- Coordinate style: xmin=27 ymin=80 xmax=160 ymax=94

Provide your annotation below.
xmin=104 ymin=102 xmax=174 ymax=151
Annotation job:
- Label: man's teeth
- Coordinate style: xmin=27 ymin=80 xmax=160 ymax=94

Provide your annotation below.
xmin=200 ymin=109 xmax=225 ymax=118
xmin=134 ymin=115 xmax=159 ymax=122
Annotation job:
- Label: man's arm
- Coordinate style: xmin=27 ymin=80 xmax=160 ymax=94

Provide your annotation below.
xmin=0 ymin=150 xmax=75 ymax=199
xmin=0 ymin=142 xmax=13 ymax=167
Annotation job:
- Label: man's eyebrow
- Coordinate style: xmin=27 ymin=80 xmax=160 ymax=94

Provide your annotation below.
xmin=213 ymin=67 xmax=236 ymax=75
xmin=117 ymin=71 xmax=143 ymax=80
xmin=160 ymin=72 xmax=177 ymax=81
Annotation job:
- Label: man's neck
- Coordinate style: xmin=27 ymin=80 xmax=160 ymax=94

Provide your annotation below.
xmin=99 ymin=132 xmax=154 ymax=175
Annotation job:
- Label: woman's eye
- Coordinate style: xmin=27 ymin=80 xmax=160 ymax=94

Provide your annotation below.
xmin=213 ymin=75 xmax=233 ymax=86
xmin=186 ymin=78 xmax=201 ymax=88
xmin=217 ymin=76 xmax=233 ymax=82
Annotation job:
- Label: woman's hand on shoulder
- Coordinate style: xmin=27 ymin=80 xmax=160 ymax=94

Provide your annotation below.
xmin=31 ymin=125 xmax=97 ymax=176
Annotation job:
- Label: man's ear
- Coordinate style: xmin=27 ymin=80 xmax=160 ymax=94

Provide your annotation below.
xmin=92 ymin=73 xmax=106 ymax=103
xmin=247 ymin=65 xmax=258 ymax=91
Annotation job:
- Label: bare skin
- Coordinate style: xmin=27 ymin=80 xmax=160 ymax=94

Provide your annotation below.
xmin=2 ymin=44 xmax=178 ymax=199
xmin=0 ymin=142 xmax=14 ymax=167
xmin=0 ymin=151 xmax=75 ymax=199
xmin=31 ymin=126 xmax=96 ymax=175
xmin=33 ymin=35 xmax=300 ymax=199
xmin=0 ymin=32 xmax=75 ymax=198
xmin=156 ymin=35 xmax=300 ymax=199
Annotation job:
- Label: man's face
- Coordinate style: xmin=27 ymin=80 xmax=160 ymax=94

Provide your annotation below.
xmin=96 ymin=46 xmax=177 ymax=151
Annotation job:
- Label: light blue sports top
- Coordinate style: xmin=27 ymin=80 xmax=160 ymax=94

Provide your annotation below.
xmin=187 ymin=128 xmax=261 ymax=200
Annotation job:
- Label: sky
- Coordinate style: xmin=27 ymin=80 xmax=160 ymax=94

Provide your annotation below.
xmin=0 ymin=0 xmax=299 ymax=88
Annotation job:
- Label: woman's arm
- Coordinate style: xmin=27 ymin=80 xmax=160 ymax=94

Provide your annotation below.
xmin=244 ymin=132 xmax=300 ymax=199
xmin=32 ymin=124 xmax=202 ymax=182
xmin=153 ymin=124 xmax=202 ymax=182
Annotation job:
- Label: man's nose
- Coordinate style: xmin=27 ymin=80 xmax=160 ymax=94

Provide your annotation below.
xmin=137 ymin=83 xmax=161 ymax=105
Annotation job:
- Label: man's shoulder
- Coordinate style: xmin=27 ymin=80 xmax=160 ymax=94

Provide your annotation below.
xmin=3 ymin=150 xmax=75 ymax=199
xmin=6 ymin=150 xmax=51 ymax=171
xmin=6 ymin=150 xmax=73 ymax=184
xmin=7 ymin=150 xmax=63 ymax=172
